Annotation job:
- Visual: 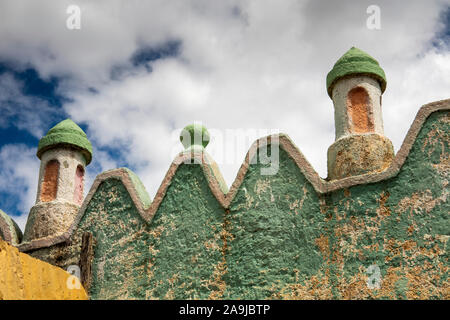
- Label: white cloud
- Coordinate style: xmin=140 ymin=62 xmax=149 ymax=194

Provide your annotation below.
xmin=0 ymin=0 xmax=449 ymax=209
xmin=383 ymin=49 xmax=450 ymax=151
xmin=0 ymin=73 xmax=57 ymax=138
xmin=0 ymin=144 xmax=40 ymax=231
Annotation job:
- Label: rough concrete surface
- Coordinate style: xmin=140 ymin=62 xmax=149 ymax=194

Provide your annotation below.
xmin=327 ymin=133 xmax=394 ymax=180
xmin=23 ymin=201 xmax=79 ymax=242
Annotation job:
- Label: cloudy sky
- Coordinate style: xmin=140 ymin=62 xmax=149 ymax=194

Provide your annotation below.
xmin=0 ymin=0 xmax=449 ymax=231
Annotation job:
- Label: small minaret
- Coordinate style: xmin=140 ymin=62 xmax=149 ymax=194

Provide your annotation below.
xmin=23 ymin=119 xmax=93 ymax=242
xmin=326 ymin=47 xmax=394 ymax=180
xmin=179 ymin=123 xmax=229 ymax=194
xmin=179 ymin=123 xmax=211 ymax=152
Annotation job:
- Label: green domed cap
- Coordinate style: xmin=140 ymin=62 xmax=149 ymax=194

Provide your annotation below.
xmin=326 ymin=47 xmax=387 ymax=98
xmin=180 ymin=124 xmax=210 ymax=149
xmin=37 ymin=119 xmax=93 ymax=165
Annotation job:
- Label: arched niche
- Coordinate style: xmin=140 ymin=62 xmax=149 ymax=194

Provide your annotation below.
xmin=74 ymin=165 xmax=85 ymax=205
xmin=41 ymin=160 xmax=59 ymax=202
xmin=347 ymin=87 xmax=374 ymax=134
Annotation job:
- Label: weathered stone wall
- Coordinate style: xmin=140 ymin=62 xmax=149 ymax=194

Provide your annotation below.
xmin=145 ymin=164 xmax=226 ymax=299
xmin=224 ymin=147 xmax=325 ymax=299
xmin=24 ymin=175 xmax=150 ymax=300
xmin=19 ymin=103 xmax=449 ymax=300
xmin=254 ymin=110 xmax=448 ymax=299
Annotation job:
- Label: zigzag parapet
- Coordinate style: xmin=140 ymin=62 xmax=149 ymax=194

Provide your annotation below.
xmin=2 ymin=98 xmax=449 ymax=300
xmin=15 ymin=98 xmax=450 ymax=254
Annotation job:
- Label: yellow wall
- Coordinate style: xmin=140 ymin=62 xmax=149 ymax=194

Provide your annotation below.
xmin=0 ymin=240 xmax=87 ymax=300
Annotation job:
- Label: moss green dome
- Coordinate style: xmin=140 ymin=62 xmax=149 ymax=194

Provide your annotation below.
xmin=180 ymin=124 xmax=210 ymax=149
xmin=326 ymin=47 xmax=387 ymax=98
xmin=37 ymin=119 xmax=93 ymax=165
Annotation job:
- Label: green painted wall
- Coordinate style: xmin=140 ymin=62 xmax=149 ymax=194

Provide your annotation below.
xmin=319 ymin=110 xmax=449 ymax=299
xmin=77 ymin=178 xmax=150 ymax=299
xmin=145 ymin=164 xmax=226 ymax=299
xmin=26 ymin=109 xmax=449 ymax=300
xmin=28 ymin=178 xmax=150 ymax=300
xmin=224 ymin=148 xmax=325 ymax=299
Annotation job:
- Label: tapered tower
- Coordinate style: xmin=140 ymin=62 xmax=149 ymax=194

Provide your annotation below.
xmin=326 ymin=47 xmax=394 ymax=180
xmin=23 ymin=119 xmax=93 ymax=242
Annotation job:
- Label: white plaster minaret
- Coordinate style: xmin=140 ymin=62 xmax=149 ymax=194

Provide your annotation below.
xmin=326 ymin=47 xmax=394 ymax=180
xmin=23 ymin=119 xmax=93 ymax=242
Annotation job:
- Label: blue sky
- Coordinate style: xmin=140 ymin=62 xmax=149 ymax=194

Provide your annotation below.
xmin=0 ymin=0 xmax=449 ymax=231
xmin=0 ymin=33 xmax=183 ymax=227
